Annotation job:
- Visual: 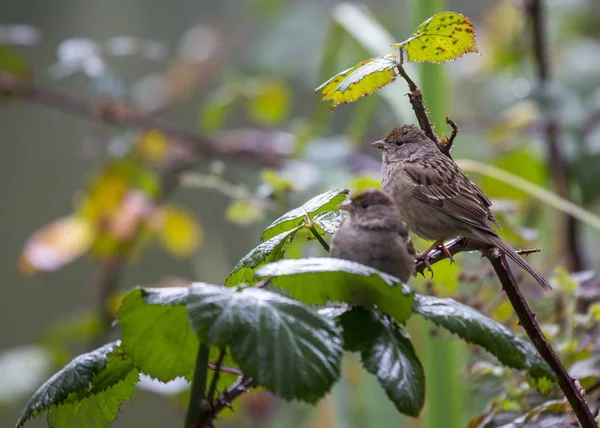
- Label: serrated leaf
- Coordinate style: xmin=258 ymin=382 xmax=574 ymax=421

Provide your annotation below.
xmin=256 ymin=258 xmax=414 ymax=323
xmin=315 ymin=55 xmax=399 ymax=109
xmin=261 ymin=188 xmax=349 ymax=241
xmin=392 ymin=12 xmax=478 ymax=63
xmin=17 ymin=341 xmax=138 ymax=428
xmin=313 ymin=210 xmax=346 ymax=235
xmin=225 ymin=226 xmax=302 ymax=287
xmin=339 ymin=308 xmax=424 ymax=417
xmin=413 ymin=294 xmax=553 ymax=379
xmin=118 ymin=288 xmax=198 ymax=382
xmin=186 ymin=283 xmax=343 ymax=403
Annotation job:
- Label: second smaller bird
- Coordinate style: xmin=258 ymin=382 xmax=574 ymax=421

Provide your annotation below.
xmin=329 ymin=189 xmax=415 ymax=283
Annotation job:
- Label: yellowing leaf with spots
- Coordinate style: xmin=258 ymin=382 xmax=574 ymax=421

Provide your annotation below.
xmin=392 ymin=12 xmax=478 ymax=63
xmin=153 ymin=205 xmax=203 ymax=257
xmin=315 ymin=54 xmax=399 ymax=110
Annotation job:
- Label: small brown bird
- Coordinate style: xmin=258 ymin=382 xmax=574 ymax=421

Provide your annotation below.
xmin=330 ymin=189 xmax=415 ymax=283
xmin=372 ymin=124 xmax=551 ymax=290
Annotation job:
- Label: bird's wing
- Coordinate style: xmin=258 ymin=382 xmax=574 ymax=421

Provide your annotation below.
xmin=403 ymin=154 xmax=500 ymax=233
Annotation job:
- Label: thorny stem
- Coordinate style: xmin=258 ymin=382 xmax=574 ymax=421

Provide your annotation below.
xmin=207 ymin=349 xmax=227 ymax=409
xmin=525 ymin=0 xmax=583 ymax=272
xmin=487 ymin=250 xmax=595 ymax=428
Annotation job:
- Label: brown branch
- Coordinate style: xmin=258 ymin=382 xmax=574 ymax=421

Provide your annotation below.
xmin=0 ymin=71 xmax=284 ymax=166
xmin=207 ymin=349 xmax=227 ymax=407
xmin=196 ymin=376 xmax=255 ymax=428
xmin=208 ymin=363 xmax=242 ymax=376
xmin=487 ymin=249 xmax=595 ymax=428
xmin=443 ymin=117 xmax=458 ymax=155
xmin=525 ymin=0 xmax=583 ymax=272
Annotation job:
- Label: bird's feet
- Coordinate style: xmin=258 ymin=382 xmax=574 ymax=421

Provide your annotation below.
xmin=415 ymin=240 xmax=455 ymax=277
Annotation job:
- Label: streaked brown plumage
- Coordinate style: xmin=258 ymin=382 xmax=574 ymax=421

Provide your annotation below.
xmin=329 ymin=189 xmax=415 ymax=283
xmin=372 ymin=124 xmax=551 ymax=290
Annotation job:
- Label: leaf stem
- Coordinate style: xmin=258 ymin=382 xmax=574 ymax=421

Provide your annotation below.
xmin=185 ymin=344 xmax=211 ymax=428
xmin=307 ymin=224 xmax=330 ymax=253
xmin=486 ymin=250 xmax=595 ymax=428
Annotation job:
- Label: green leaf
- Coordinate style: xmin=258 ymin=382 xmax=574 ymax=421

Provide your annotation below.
xmin=340 ymin=308 xmax=425 ymax=417
xmin=118 ymin=288 xmax=198 ymax=382
xmin=256 ymin=258 xmax=414 ymax=324
xmin=392 ymin=11 xmax=478 ymax=63
xmin=261 ymin=188 xmax=349 ymax=241
xmin=315 ymin=55 xmax=399 ymax=110
xmin=186 ymin=284 xmax=343 ymax=403
xmin=199 ymin=90 xmax=233 ymax=132
xmin=413 ymin=294 xmax=553 ymax=379
xmin=17 ymin=341 xmax=138 ymax=428
xmin=246 ymin=80 xmax=290 ymax=126
xmin=313 ymin=210 xmax=346 ymax=235
xmin=225 ymin=226 xmax=302 ymax=287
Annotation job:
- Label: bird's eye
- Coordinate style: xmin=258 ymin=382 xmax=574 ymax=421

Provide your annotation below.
xmin=395 ymin=140 xmax=403 ymax=146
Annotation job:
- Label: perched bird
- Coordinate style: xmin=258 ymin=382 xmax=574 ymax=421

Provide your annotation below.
xmin=330 ymin=189 xmax=415 ymax=283
xmin=372 ymin=124 xmax=551 ymax=290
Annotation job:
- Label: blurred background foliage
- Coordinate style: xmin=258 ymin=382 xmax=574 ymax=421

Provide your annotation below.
xmin=2 ymin=0 xmax=600 ymax=426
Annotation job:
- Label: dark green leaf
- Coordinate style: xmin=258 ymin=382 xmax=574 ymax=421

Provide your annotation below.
xmin=186 ymin=283 xmax=343 ymax=403
xmin=339 ymin=308 xmax=425 ymax=417
xmin=118 ymin=288 xmax=198 ymax=382
xmin=313 ymin=210 xmax=346 ymax=235
xmin=17 ymin=341 xmax=138 ymax=428
xmin=256 ymin=258 xmax=414 ymax=323
xmin=413 ymin=294 xmax=553 ymax=379
xmin=225 ymin=226 xmax=302 ymax=287
xmin=261 ymin=188 xmax=349 ymax=241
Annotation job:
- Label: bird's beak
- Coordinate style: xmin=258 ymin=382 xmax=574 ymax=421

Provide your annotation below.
xmin=371 ymin=140 xmax=386 ymax=150
xmin=338 ymin=200 xmax=352 ymax=212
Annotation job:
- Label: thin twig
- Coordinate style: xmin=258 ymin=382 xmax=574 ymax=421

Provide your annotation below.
xmin=207 ymin=349 xmax=227 ymax=408
xmin=396 ymin=63 xmax=436 ymax=143
xmin=0 ymin=71 xmax=284 ymax=166
xmin=487 ymin=249 xmax=595 ymax=428
xmin=443 ymin=117 xmax=458 ymax=156
xmin=525 ymin=0 xmax=582 ymax=272
xmin=195 ymin=376 xmax=256 ymax=428
xmin=208 ymin=363 xmax=242 ymax=376
xmin=308 ymin=224 xmax=330 ymax=252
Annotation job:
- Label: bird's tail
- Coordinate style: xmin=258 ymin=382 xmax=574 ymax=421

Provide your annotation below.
xmin=488 ymin=236 xmax=552 ymax=291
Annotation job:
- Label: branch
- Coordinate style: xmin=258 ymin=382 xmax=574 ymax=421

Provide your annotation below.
xmin=444 ymin=117 xmax=458 ymax=154
xmin=525 ymin=0 xmax=583 ymax=272
xmin=395 ymin=60 xmax=454 ymax=158
xmin=207 ymin=349 xmax=227 ymax=407
xmin=0 ymin=71 xmax=285 ymax=166
xmin=486 ymin=249 xmax=595 ymax=428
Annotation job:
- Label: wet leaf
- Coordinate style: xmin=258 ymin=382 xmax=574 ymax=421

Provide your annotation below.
xmin=256 ymin=257 xmax=414 ymax=323
xmin=118 ymin=288 xmax=198 ymax=382
xmin=315 ymin=55 xmax=399 ymax=110
xmin=225 ymin=226 xmax=302 ymax=287
xmin=154 ymin=204 xmax=203 ymax=257
xmin=19 ymin=216 xmax=94 ymax=274
xmin=17 ymin=342 xmax=138 ymax=428
xmin=187 ymin=283 xmax=343 ymax=403
xmin=413 ymin=294 xmax=554 ymax=379
xmin=261 ymin=188 xmax=349 ymax=240
xmin=313 ymin=210 xmax=346 ymax=235
xmin=392 ymin=11 xmax=478 ymax=63
xmin=340 ymin=308 xmax=425 ymax=416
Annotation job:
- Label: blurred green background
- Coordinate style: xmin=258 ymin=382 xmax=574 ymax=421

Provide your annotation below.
xmin=2 ymin=0 xmax=600 ymax=427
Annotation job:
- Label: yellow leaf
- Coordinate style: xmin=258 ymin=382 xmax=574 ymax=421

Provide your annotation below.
xmin=136 ymin=130 xmax=169 ymax=163
xmin=154 ymin=205 xmax=203 ymax=257
xmin=20 ymin=216 xmax=94 ymax=274
xmin=226 ymin=200 xmax=265 ymax=226
xmin=315 ymin=54 xmax=399 ymax=110
xmin=392 ymin=11 xmax=478 ymax=63
xmin=247 ymin=80 xmax=290 ymax=126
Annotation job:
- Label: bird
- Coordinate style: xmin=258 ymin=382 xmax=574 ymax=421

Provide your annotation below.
xmin=371 ymin=124 xmax=552 ymax=290
xmin=329 ymin=188 xmax=415 ymax=283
